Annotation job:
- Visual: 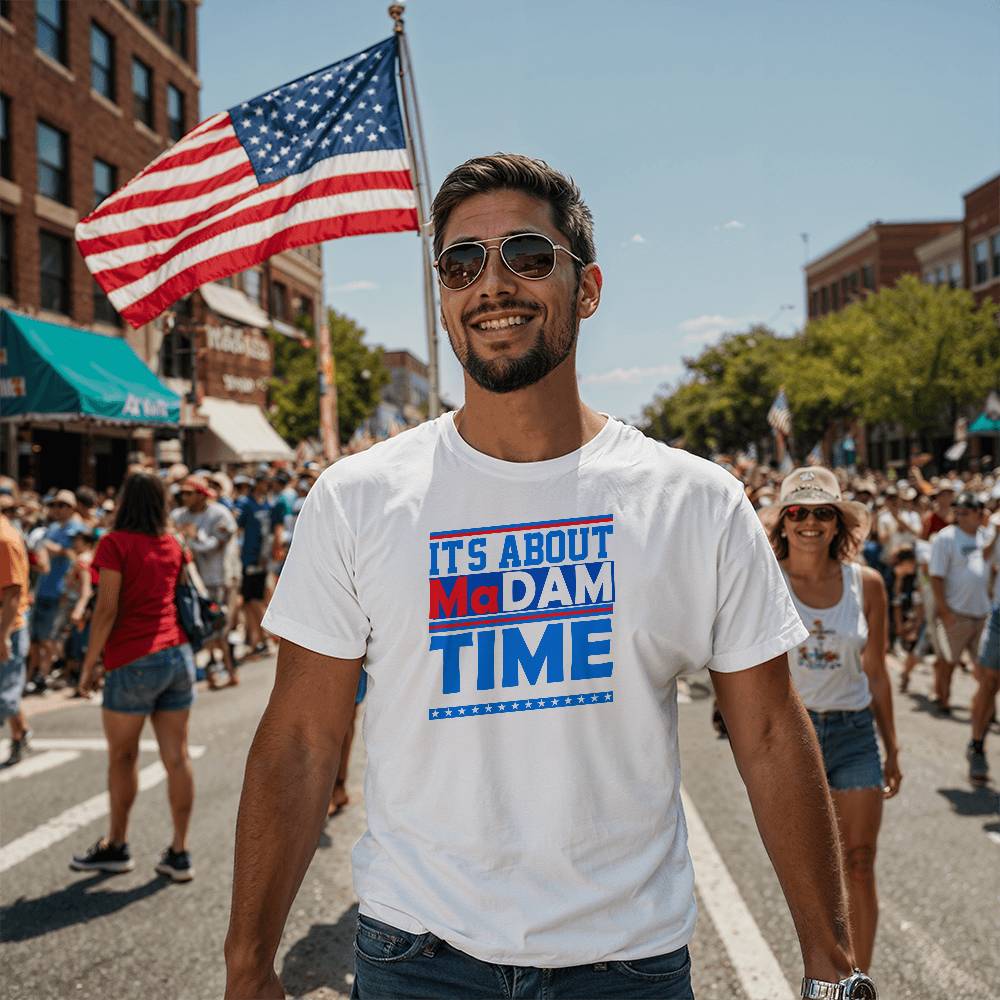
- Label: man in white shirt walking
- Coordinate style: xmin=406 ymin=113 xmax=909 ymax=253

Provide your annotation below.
xmin=225 ymin=154 xmax=873 ymax=1000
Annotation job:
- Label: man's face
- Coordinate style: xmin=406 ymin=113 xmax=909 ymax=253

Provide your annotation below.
xmin=437 ymin=189 xmax=600 ymax=394
xmin=955 ymin=506 xmax=981 ymax=532
xmin=48 ymin=501 xmax=73 ymax=523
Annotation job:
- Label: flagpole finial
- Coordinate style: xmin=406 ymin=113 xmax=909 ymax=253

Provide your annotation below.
xmin=388 ymin=3 xmax=405 ymax=31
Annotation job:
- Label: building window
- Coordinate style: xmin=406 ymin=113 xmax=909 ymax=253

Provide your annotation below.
xmin=0 ymin=1 xmax=11 ymax=21
xmin=923 ymin=270 xmax=936 ymax=286
xmin=136 ymin=0 xmax=161 ymax=32
xmin=992 ymin=233 xmax=1000 ymax=278
xmin=36 ymin=0 xmax=67 ymax=65
xmin=820 ymin=286 xmax=829 ymax=313
xmin=167 ymin=84 xmax=184 ymax=141
xmin=159 ymin=328 xmax=193 ymax=380
xmin=830 ymin=282 xmax=840 ymax=310
xmin=242 ymin=268 xmax=261 ymax=305
xmin=37 ymin=120 xmax=69 ymax=204
xmin=93 ymin=279 xmax=120 ymax=326
xmin=132 ymin=58 xmax=153 ymax=127
xmin=90 ymin=23 xmax=115 ymax=100
xmin=166 ymin=0 xmax=187 ymax=59
xmin=39 ymin=229 xmax=71 ymax=314
xmin=0 ymin=213 xmax=13 ymax=297
xmin=808 ymin=290 xmax=818 ymax=317
xmin=861 ymin=264 xmax=874 ymax=290
xmin=93 ymin=158 xmax=116 ymax=208
xmin=0 ymin=94 xmax=10 ymax=181
xmin=948 ymin=261 xmax=961 ymax=288
xmin=296 ymin=295 xmax=313 ymax=327
xmin=847 ymin=271 xmax=859 ymax=298
xmin=972 ymin=239 xmax=989 ymax=285
xmin=270 ymin=280 xmax=288 ymax=320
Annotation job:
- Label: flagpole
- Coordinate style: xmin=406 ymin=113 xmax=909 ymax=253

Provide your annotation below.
xmin=389 ymin=3 xmax=441 ymax=419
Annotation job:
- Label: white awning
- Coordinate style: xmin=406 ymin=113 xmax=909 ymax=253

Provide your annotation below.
xmin=195 ymin=397 xmax=294 ymax=464
xmin=199 ymin=282 xmax=271 ymax=330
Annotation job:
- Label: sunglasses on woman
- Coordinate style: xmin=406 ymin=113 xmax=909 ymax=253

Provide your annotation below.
xmin=434 ymin=233 xmax=584 ymax=291
xmin=784 ymin=505 xmax=838 ymax=522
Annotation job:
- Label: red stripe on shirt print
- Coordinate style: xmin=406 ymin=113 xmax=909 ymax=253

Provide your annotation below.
xmin=89 ymin=170 xmax=415 ymax=290
xmin=117 ymin=207 xmax=418 ymax=326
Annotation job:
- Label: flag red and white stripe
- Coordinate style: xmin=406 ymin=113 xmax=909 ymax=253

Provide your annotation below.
xmin=76 ymin=39 xmax=418 ymax=328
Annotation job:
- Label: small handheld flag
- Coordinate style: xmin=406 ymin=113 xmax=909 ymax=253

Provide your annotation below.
xmin=767 ymin=389 xmax=793 ymax=437
xmin=76 ymin=36 xmax=417 ymax=328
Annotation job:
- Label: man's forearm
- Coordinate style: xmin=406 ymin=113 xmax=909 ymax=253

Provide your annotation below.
xmin=0 ymin=587 xmax=20 ymax=640
xmin=930 ymin=577 xmax=949 ymax=618
xmin=224 ymin=710 xmax=340 ymax=993
xmin=734 ymin=694 xmax=854 ymax=979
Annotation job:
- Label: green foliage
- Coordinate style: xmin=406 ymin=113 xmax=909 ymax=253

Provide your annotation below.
xmin=267 ymin=307 xmax=390 ymax=446
xmin=641 ymin=278 xmax=1000 ymax=457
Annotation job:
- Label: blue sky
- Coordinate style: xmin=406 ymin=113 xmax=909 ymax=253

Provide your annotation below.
xmin=200 ymin=0 xmax=1000 ymax=420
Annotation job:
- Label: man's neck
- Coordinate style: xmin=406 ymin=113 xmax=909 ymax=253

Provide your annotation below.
xmin=454 ymin=366 xmax=606 ymax=463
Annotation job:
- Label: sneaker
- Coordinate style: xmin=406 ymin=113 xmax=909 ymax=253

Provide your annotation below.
xmin=70 ymin=839 xmax=135 ymax=873
xmin=3 ymin=729 xmax=32 ymax=767
xmin=155 ymin=846 xmax=194 ymax=882
xmin=967 ymin=743 xmax=989 ymax=783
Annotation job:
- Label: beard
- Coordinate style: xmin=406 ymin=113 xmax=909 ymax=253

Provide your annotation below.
xmin=453 ymin=304 xmax=578 ymax=395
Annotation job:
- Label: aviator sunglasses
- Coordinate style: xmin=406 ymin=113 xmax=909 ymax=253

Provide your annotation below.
xmin=434 ymin=233 xmax=584 ymax=291
xmin=784 ymin=504 xmax=838 ymax=522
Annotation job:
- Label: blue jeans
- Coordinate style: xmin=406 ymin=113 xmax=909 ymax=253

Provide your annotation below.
xmin=351 ymin=915 xmax=694 ymax=999
xmin=102 ymin=643 xmax=196 ymax=714
xmin=807 ymin=706 xmax=883 ymax=791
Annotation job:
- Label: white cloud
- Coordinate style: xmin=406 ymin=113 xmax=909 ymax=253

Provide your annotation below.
xmin=715 ymin=219 xmax=745 ymax=231
xmin=678 ymin=314 xmax=747 ymax=344
xmin=580 ymin=363 xmax=680 ymax=386
xmin=329 ymin=279 xmax=378 ymax=293
xmin=629 ymin=233 xmax=646 ymax=243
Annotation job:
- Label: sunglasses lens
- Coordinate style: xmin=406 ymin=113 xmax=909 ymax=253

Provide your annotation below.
xmin=814 ymin=507 xmax=837 ymax=521
xmin=438 ymin=243 xmax=486 ymax=289
xmin=501 ymin=234 xmax=556 ymax=279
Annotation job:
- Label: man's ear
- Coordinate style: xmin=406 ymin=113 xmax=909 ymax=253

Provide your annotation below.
xmin=577 ymin=263 xmax=603 ymax=321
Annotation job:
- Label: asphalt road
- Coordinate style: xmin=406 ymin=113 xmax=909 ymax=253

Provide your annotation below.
xmin=1 ymin=654 xmax=997 ymax=1000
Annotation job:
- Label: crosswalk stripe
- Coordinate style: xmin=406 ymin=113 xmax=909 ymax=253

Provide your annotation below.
xmin=0 ymin=738 xmax=165 ymax=755
xmin=681 ymin=786 xmax=796 ymax=999
xmin=0 ymin=750 xmax=81 ymax=784
xmin=0 ymin=746 xmax=205 ymax=874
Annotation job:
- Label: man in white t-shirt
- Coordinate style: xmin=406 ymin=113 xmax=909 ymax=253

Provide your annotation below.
xmin=877 ymin=486 xmax=922 ymax=558
xmin=225 ymin=155 xmax=869 ymax=1000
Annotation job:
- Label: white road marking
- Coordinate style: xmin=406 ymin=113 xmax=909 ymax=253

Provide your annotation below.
xmin=0 ymin=737 xmax=164 ymax=754
xmin=681 ymin=786 xmax=796 ymax=1000
xmin=0 ymin=750 xmax=81 ymax=784
xmin=989 ymin=831 xmax=1000 ymax=847
xmin=0 ymin=745 xmax=205 ymax=874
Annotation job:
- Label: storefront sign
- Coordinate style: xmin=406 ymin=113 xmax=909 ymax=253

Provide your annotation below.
xmin=206 ymin=326 xmax=271 ymax=362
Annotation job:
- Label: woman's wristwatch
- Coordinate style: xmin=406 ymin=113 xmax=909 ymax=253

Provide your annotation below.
xmin=801 ymin=970 xmax=877 ymax=999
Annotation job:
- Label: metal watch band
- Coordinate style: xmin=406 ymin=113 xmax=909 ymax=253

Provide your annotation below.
xmin=801 ymin=978 xmax=845 ymax=999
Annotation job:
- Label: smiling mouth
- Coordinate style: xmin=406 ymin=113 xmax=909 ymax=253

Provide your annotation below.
xmin=797 ymin=530 xmax=824 ymax=538
xmin=469 ymin=314 xmax=535 ymax=332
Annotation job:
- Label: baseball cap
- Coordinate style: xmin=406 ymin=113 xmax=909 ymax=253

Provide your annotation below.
xmin=954 ymin=491 xmax=982 ymax=511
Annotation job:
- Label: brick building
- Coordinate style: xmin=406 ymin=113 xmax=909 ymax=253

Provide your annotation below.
xmin=804 ymin=220 xmax=959 ymax=320
xmin=963 ymin=172 xmax=1000 ymax=308
xmin=0 ymin=0 xmax=322 ymax=483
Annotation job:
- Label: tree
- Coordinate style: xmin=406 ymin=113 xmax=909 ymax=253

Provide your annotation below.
xmin=268 ymin=307 xmax=389 ymax=446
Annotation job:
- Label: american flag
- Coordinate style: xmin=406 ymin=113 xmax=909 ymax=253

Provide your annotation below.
xmin=76 ymin=36 xmax=417 ymax=329
xmin=767 ymin=389 xmax=793 ymax=437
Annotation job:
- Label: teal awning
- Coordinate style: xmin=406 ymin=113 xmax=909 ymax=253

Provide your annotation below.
xmin=969 ymin=412 xmax=1000 ymax=434
xmin=0 ymin=310 xmax=180 ymax=426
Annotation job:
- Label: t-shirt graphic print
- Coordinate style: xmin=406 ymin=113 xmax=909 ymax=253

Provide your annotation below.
xmin=262 ymin=411 xmax=808 ymax=967
xmin=427 ymin=514 xmax=616 ymax=720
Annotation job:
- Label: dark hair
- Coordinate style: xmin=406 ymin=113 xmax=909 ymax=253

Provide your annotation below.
xmin=431 ymin=153 xmax=596 ymax=269
xmin=113 ymin=471 xmax=168 ymax=535
xmin=767 ymin=508 xmax=860 ymax=563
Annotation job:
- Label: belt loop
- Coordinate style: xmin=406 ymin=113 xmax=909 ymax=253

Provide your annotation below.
xmin=592 ymin=961 xmax=607 ymax=971
xmin=421 ymin=934 xmax=440 ymax=957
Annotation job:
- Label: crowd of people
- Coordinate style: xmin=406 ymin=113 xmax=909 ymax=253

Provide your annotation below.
xmin=0 ymin=459 xmax=324 ymax=764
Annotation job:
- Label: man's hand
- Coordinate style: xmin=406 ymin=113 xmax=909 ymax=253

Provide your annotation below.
xmin=224 ymin=967 xmax=285 ymax=1000
xmin=78 ymin=663 xmax=101 ymax=696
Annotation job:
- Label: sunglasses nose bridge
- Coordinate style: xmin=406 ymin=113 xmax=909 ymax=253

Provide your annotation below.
xmin=476 ymin=242 xmax=518 ymax=291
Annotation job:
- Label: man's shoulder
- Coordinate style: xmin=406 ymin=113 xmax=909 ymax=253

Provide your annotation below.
xmin=321 ymin=419 xmax=444 ymax=490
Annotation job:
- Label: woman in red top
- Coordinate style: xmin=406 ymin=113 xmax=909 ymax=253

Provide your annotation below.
xmin=71 ymin=471 xmax=196 ymax=883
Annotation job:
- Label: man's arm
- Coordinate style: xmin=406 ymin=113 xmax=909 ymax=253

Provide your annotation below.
xmin=712 ymin=654 xmax=856 ymax=982
xmin=930 ymin=576 xmax=953 ymax=627
xmin=0 ymin=583 xmax=21 ymax=662
xmin=225 ymin=639 xmax=363 ymax=1000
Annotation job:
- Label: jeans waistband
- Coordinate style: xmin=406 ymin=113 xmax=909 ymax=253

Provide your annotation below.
xmin=807 ymin=707 xmax=869 ymax=721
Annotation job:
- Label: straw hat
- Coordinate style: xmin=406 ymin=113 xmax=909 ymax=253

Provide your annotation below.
xmin=762 ymin=466 xmax=871 ymax=538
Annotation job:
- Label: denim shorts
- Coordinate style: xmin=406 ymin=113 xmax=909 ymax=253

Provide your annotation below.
xmin=351 ymin=915 xmax=693 ymax=999
xmin=807 ymin=706 xmax=883 ymax=792
xmin=30 ymin=596 xmax=61 ymax=642
xmin=0 ymin=628 xmax=28 ymax=721
xmin=979 ymin=604 xmax=1000 ymax=671
xmin=102 ymin=643 xmax=196 ymax=715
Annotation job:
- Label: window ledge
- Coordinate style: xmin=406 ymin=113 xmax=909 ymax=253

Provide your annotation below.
xmin=90 ymin=88 xmax=123 ymax=118
xmin=971 ymin=275 xmax=1000 ymax=292
xmin=35 ymin=194 xmax=79 ymax=229
xmin=36 ymin=307 xmax=74 ymax=326
xmin=0 ymin=177 xmax=22 ymax=206
xmin=133 ymin=119 xmax=162 ymax=144
xmin=0 ymin=15 xmax=15 ymax=36
xmin=90 ymin=320 xmax=123 ymax=337
xmin=35 ymin=48 xmax=76 ymax=84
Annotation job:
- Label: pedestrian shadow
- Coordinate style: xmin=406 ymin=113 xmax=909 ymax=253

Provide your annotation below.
xmin=906 ymin=692 xmax=969 ymax=722
xmin=937 ymin=786 xmax=1000 ymax=817
xmin=0 ymin=872 xmax=169 ymax=943
xmin=280 ymin=902 xmax=358 ymax=999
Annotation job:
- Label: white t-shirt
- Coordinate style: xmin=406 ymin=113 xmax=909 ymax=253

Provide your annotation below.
xmin=929 ymin=524 xmax=991 ymax=618
xmin=877 ymin=507 xmax=921 ymax=556
xmin=263 ymin=413 xmax=808 ymax=966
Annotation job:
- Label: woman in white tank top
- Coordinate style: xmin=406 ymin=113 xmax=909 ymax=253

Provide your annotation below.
xmin=764 ymin=467 xmax=901 ymax=973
